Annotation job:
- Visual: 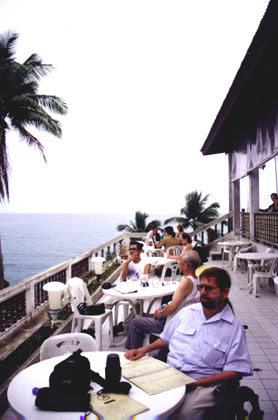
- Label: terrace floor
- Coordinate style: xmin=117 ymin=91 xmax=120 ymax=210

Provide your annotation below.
xmin=3 ymin=258 xmax=278 ymax=419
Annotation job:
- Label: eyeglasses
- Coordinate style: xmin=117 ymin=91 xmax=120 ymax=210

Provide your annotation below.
xmin=129 ymin=248 xmax=138 ymax=251
xmin=197 ymin=284 xmax=220 ymax=292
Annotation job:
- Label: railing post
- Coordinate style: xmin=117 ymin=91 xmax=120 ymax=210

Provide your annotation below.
xmin=26 ymin=283 xmax=35 ymax=314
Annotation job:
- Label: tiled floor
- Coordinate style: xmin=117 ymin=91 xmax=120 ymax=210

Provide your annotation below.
xmin=3 ymin=259 xmax=278 ymax=419
xmin=100 ymin=259 xmax=278 ymax=419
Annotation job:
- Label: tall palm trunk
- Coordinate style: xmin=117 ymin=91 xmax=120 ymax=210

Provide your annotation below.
xmin=0 ymin=237 xmax=4 ymax=289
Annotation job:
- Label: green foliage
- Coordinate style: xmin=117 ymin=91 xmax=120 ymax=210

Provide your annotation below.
xmin=117 ymin=211 xmax=161 ymax=233
xmin=0 ymin=31 xmax=68 ymax=202
xmin=0 ymin=325 xmax=56 ymax=386
xmin=164 ymin=190 xmax=220 ymax=230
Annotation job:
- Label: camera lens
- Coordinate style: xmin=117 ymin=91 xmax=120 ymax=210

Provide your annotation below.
xmin=105 ymin=353 xmax=121 ymax=384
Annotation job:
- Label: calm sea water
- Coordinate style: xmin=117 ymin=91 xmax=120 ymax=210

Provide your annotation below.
xmin=0 ymin=213 xmax=171 ymax=286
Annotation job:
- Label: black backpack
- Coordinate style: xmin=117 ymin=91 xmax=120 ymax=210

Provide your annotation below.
xmin=35 ymin=349 xmax=92 ymax=412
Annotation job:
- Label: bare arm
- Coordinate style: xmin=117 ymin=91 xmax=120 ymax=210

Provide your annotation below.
xmin=125 ymin=338 xmax=168 ymax=361
xmin=188 ymin=371 xmax=240 ymax=389
xmin=154 ymin=276 xmax=194 ymax=319
xmin=144 ymin=263 xmax=151 ymax=274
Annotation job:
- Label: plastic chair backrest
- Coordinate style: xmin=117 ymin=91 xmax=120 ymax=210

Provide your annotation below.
xmin=66 ymin=277 xmax=92 ymax=307
xmin=161 ymin=261 xmax=179 ymax=281
xmin=167 ymin=246 xmax=184 ymax=256
xmin=40 ymin=333 xmax=97 ymax=361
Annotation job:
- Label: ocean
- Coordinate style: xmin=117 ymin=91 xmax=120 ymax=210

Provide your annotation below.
xmin=0 ymin=213 xmax=171 ymax=286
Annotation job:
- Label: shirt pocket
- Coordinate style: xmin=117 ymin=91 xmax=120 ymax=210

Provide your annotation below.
xmin=202 ymin=335 xmax=228 ymax=368
xmin=176 ymin=326 xmax=196 ymax=336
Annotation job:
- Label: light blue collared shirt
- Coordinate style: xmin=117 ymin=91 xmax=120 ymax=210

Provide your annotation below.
xmin=160 ymin=302 xmax=253 ymax=380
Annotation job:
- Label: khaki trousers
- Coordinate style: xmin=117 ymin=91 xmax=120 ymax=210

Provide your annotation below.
xmin=171 ymin=385 xmax=221 ymax=420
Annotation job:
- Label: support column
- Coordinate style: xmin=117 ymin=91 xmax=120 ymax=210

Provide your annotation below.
xmin=228 ymin=154 xmax=240 ymax=235
xmin=249 ymin=168 xmax=259 ymax=240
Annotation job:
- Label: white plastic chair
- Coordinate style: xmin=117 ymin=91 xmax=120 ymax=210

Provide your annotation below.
xmin=145 ymin=249 xmax=165 ymax=257
xmin=66 ymin=277 xmax=114 ymax=351
xmin=161 ymin=261 xmax=179 ymax=282
xmin=233 ymin=244 xmax=253 ymax=271
xmin=146 ymin=262 xmax=179 ymax=314
xmin=167 ymin=246 xmax=184 ymax=256
xmin=252 ymin=256 xmax=278 ymax=297
xmin=40 ymin=333 xmax=97 ymax=361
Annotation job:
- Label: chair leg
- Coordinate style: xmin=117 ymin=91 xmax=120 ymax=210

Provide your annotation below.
xmin=253 ymin=276 xmax=260 ymax=297
xmin=108 ymin=312 xmax=114 ymax=345
xmin=95 ymin=319 xmax=102 ymax=351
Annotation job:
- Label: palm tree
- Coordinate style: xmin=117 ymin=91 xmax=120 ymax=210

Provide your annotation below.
xmin=0 ymin=31 xmax=67 ymax=288
xmin=164 ymin=190 xmax=220 ymax=230
xmin=0 ymin=31 xmax=68 ymax=201
xmin=117 ymin=211 xmax=161 ymax=233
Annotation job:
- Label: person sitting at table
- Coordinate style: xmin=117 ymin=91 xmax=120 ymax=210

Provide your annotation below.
xmin=154 ymin=226 xmax=180 ymax=252
xmin=121 ymin=240 xmax=150 ymax=281
xmin=125 ymin=267 xmax=252 ymax=420
xmin=175 ymin=224 xmax=184 ymax=242
xmin=260 ymin=192 xmax=278 ymax=212
xmin=145 ymin=224 xmax=161 ymax=247
xmin=167 ymin=232 xmax=193 ymax=261
xmin=111 ymin=241 xmax=151 ymax=336
xmin=124 ymin=250 xmax=201 ymax=350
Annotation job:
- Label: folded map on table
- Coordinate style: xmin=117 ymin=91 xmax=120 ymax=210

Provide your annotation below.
xmin=91 ymin=392 xmax=149 ymax=420
xmin=121 ymin=357 xmax=195 ymax=395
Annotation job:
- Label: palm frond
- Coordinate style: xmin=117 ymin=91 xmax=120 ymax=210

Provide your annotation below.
xmin=0 ymin=31 xmax=18 ymax=62
xmin=16 ymin=126 xmax=46 ymax=161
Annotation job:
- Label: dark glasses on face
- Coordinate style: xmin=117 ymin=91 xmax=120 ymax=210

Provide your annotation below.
xmin=197 ymin=284 xmax=220 ymax=292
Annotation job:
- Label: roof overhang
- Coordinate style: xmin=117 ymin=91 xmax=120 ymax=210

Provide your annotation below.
xmin=201 ymin=0 xmax=278 ymax=156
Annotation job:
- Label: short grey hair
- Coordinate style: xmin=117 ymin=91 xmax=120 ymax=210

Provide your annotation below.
xmin=180 ymin=250 xmax=201 ymax=270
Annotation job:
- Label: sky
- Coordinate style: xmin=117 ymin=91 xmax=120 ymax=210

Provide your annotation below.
xmin=0 ymin=0 xmax=271 ymax=216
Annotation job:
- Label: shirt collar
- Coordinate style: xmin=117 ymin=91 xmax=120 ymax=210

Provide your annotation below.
xmin=189 ymin=301 xmax=234 ymax=324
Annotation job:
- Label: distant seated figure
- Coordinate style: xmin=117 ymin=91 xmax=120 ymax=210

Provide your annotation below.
xmin=121 ymin=240 xmax=150 ymax=281
xmin=154 ymin=226 xmax=180 ymax=252
xmin=125 ymin=250 xmax=201 ymax=350
xmin=260 ymin=192 xmax=278 ymax=212
xmin=167 ymin=232 xmax=193 ymax=261
xmin=268 ymin=192 xmax=278 ymax=212
xmin=175 ymin=224 xmax=184 ymax=242
xmin=145 ymin=225 xmax=161 ymax=247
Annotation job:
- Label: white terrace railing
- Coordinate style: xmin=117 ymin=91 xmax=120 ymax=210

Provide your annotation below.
xmin=190 ymin=212 xmax=233 ymax=245
xmin=0 ymin=214 xmax=234 ymax=343
xmin=0 ymin=232 xmax=146 ymax=343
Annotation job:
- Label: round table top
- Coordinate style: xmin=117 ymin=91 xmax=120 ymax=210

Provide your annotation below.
xmin=8 ymin=351 xmax=185 ymax=420
xmin=234 ymin=252 xmax=278 ymax=260
xmin=218 ymin=241 xmax=251 ymax=247
xmin=103 ymin=279 xmax=178 ymax=300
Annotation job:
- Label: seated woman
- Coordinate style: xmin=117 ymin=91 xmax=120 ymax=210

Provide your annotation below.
xmin=154 ymin=226 xmax=180 ymax=252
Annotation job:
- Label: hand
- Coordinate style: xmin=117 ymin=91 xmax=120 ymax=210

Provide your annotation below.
xmin=154 ymin=308 xmax=163 ymax=319
xmin=124 ymin=348 xmax=146 ymax=360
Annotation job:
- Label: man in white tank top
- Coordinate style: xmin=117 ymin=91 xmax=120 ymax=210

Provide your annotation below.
xmin=125 ymin=250 xmax=201 ymax=350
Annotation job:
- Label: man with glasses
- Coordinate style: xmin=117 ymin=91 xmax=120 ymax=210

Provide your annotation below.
xmin=125 ymin=267 xmax=252 ymax=419
xmin=121 ymin=240 xmax=150 ymax=281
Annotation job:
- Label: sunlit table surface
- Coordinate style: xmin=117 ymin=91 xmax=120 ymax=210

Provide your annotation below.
xmin=103 ymin=278 xmax=178 ymax=316
xmin=8 ymin=351 xmax=186 ymax=420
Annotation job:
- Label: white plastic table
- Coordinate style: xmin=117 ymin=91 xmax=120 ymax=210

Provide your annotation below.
xmin=232 ymin=252 xmax=278 ymax=291
xmin=103 ymin=278 xmax=178 ymax=316
xmin=8 ymin=351 xmax=186 ymax=420
xmin=218 ymin=241 xmax=251 ymax=267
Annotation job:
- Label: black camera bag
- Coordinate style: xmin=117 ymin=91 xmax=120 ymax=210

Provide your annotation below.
xmin=77 ymin=302 xmax=105 ymax=315
xmin=35 ymin=349 xmax=92 ymax=412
